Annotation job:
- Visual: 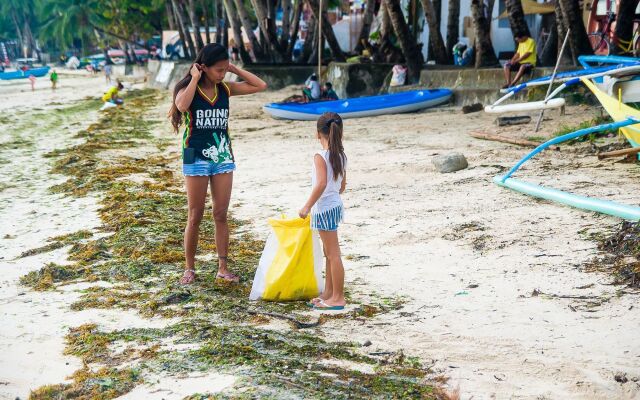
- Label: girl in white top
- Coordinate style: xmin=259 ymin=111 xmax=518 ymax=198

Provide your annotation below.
xmin=299 ymin=112 xmax=347 ymax=310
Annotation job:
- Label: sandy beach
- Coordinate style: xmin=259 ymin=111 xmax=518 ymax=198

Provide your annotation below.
xmin=1 ymin=74 xmax=639 ymax=399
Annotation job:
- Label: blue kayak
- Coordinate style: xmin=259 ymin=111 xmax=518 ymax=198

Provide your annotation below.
xmin=0 ymin=66 xmax=50 ymax=80
xmin=263 ymin=89 xmax=453 ymax=120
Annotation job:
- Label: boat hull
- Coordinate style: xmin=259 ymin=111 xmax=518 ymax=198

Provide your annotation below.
xmin=0 ymin=66 xmax=51 ymax=80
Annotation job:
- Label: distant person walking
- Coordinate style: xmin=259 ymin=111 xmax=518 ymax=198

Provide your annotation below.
xmin=503 ymin=34 xmax=537 ymax=88
xmin=104 ymin=64 xmax=112 ymax=85
xmin=50 ymin=69 xmax=58 ymax=90
xmin=28 ymin=74 xmax=36 ymax=91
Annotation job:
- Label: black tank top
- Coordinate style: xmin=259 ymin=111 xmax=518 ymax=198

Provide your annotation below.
xmin=182 ymin=82 xmax=233 ymax=163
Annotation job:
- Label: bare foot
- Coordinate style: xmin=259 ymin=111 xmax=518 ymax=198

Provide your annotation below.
xmin=180 ymin=269 xmax=195 ymax=285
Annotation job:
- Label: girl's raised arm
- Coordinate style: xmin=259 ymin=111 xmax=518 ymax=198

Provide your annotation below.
xmin=175 ymin=64 xmax=201 ymax=112
xmin=225 ymin=64 xmax=267 ymax=96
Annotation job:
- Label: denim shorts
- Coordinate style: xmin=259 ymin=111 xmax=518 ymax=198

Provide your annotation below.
xmin=311 ymin=205 xmax=343 ymax=231
xmin=183 ymin=159 xmax=236 ymax=176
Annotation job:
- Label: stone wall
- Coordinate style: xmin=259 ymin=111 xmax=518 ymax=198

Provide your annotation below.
xmin=325 ymin=63 xmax=394 ymax=99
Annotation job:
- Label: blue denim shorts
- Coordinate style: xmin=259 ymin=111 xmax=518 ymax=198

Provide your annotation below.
xmin=183 ymin=159 xmax=236 ymax=176
xmin=311 ymin=205 xmax=343 ymax=231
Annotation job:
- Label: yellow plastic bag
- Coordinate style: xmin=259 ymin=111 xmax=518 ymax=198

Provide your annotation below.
xmin=249 ymin=215 xmax=323 ymax=301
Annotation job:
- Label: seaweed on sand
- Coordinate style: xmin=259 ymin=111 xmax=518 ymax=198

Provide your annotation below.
xmin=24 ymin=90 xmax=450 ymax=399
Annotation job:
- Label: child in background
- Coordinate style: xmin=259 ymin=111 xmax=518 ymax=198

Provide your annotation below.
xmin=302 ymin=73 xmax=321 ymax=103
xmin=321 ymin=82 xmax=339 ymax=100
xmin=28 ymin=74 xmax=36 ymax=91
xmin=102 ymin=81 xmax=124 ymax=105
xmin=299 ymin=112 xmax=347 ymax=310
xmin=50 ymin=69 xmax=58 ymax=90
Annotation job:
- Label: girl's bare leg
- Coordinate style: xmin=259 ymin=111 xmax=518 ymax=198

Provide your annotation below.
xmin=210 ymin=172 xmax=235 ymax=278
xmin=318 ymin=230 xmax=345 ymax=306
xmin=182 ymin=176 xmax=209 ymax=284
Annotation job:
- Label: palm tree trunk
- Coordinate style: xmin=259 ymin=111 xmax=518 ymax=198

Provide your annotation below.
xmin=201 ymin=0 xmax=211 ymax=43
xmin=306 ymin=0 xmax=346 ymax=61
xmin=471 ymin=0 xmax=499 ymax=67
xmin=165 ymin=0 xmax=176 ymax=30
xmin=539 ymin=13 xmax=557 ymax=66
xmin=355 ymin=0 xmax=376 ymax=53
xmin=554 ymin=0 xmax=573 ymax=64
xmin=485 ymin=0 xmax=495 ymax=32
xmin=384 ymin=0 xmax=424 ymax=82
xmin=505 ymin=0 xmax=531 ymax=38
xmin=234 ymin=0 xmax=267 ymax=61
xmin=446 ymin=0 xmax=460 ymax=59
xmin=216 ymin=0 xmax=224 ymax=43
xmin=9 ymin=9 xmax=26 ymax=58
xmin=612 ymin=0 xmax=639 ymax=55
xmin=186 ymin=0 xmax=204 ymax=52
xmin=223 ymin=0 xmax=252 ymax=62
xmin=280 ymin=0 xmax=292 ymax=49
xmin=251 ymin=0 xmax=285 ymax=60
xmin=302 ymin=15 xmax=316 ymax=63
xmin=287 ymin=0 xmax=303 ymax=60
xmin=172 ymin=0 xmax=190 ymax=58
xmin=173 ymin=0 xmax=197 ymax=58
xmin=420 ymin=0 xmax=449 ymax=64
xmin=558 ymin=0 xmax=593 ymax=61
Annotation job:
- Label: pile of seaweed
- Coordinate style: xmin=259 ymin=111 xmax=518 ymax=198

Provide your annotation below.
xmin=587 ymin=221 xmax=640 ymax=287
xmin=22 ymin=90 xmax=452 ymax=399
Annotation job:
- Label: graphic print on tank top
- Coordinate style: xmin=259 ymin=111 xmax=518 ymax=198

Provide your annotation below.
xmin=182 ymin=82 xmax=234 ymax=164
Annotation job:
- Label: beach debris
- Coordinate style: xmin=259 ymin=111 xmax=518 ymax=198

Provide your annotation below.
xmin=614 ymin=372 xmax=628 ymax=383
xmin=469 ymin=130 xmax=542 ymax=148
xmin=597 ymin=146 xmax=640 ymax=160
xmin=362 ymin=340 xmax=372 ymax=347
xmin=432 ymin=152 xmax=468 ymax=173
xmin=467 ymin=284 xmax=479 ymax=289
xmin=454 ymin=291 xmax=469 ymax=296
xmin=461 ymin=103 xmax=483 ymax=114
xmin=495 ymin=116 xmax=531 ymax=127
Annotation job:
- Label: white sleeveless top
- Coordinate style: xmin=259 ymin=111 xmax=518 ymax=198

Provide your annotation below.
xmin=311 ymin=150 xmax=344 ymax=213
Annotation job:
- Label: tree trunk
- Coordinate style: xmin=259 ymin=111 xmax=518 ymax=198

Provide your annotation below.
xmin=446 ymin=0 xmax=460 ymax=59
xmin=554 ymin=0 xmax=573 ymax=64
xmin=223 ymin=13 xmax=229 ymax=47
xmin=505 ymin=0 xmax=531 ymax=38
xmin=172 ymin=0 xmax=190 ymax=58
xmin=306 ymin=0 xmax=347 ymax=61
xmin=485 ymin=0 xmax=495 ymax=32
xmin=355 ymin=0 xmax=376 ymax=53
xmin=165 ymin=0 xmax=176 ymax=30
xmin=223 ymin=0 xmax=252 ymax=62
xmin=558 ymin=0 xmax=593 ymax=61
xmin=612 ymin=0 xmax=640 ymax=55
xmin=420 ymin=0 xmax=449 ymax=64
xmin=471 ymin=0 xmax=499 ymax=67
xmin=201 ymin=0 xmax=211 ymax=43
xmin=216 ymin=0 xmax=224 ymax=43
xmin=301 ymin=14 xmax=316 ymax=63
xmin=538 ymin=13 xmax=557 ymax=66
xmin=384 ymin=0 xmax=424 ymax=82
xmin=233 ymin=0 xmax=266 ymax=61
xmin=186 ymin=0 xmax=204 ymax=52
xmin=426 ymin=0 xmax=441 ymax=57
xmin=9 ymin=9 xmax=26 ymax=58
xmin=173 ymin=0 xmax=197 ymax=59
xmin=280 ymin=0 xmax=292 ymax=49
xmin=251 ymin=0 xmax=284 ymax=60
xmin=287 ymin=0 xmax=303 ymax=60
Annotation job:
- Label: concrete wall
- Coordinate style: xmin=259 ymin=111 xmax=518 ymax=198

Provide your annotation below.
xmin=147 ymin=60 xmax=320 ymax=91
xmin=326 ymin=62 xmax=394 ymax=99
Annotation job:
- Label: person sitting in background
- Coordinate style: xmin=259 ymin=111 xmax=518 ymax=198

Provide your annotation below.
xmin=453 ymin=42 xmax=474 ymax=66
xmin=102 ymin=81 xmax=124 ymax=105
xmin=302 ymin=73 xmax=321 ymax=102
xmin=321 ymin=82 xmax=339 ymax=100
xmin=503 ymin=34 xmax=537 ymax=89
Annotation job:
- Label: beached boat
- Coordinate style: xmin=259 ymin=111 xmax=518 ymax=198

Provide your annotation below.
xmin=582 ymin=77 xmax=640 ymax=148
xmin=494 ymin=117 xmax=640 ymax=221
xmin=0 ymin=66 xmax=50 ymax=80
xmin=263 ymin=89 xmax=453 ymax=120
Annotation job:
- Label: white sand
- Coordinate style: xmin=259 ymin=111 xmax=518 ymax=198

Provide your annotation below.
xmin=226 ymin=90 xmax=640 ymax=399
xmin=1 ymin=75 xmax=639 ymax=399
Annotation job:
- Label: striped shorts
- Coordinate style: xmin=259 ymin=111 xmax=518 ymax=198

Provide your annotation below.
xmin=311 ymin=205 xmax=343 ymax=231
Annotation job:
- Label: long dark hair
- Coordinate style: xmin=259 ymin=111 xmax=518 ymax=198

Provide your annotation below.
xmin=169 ymin=43 xmax=229 ymax=132
xmin=317 ymin=112 xmax=346 ymax=180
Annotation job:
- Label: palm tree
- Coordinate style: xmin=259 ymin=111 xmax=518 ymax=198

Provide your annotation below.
xmin=185 ymin=0 xmax=204 ymax=52
xmin=446 ymin=0 xmax=460 ymax=60
xmin=420 ymin=0 xmax=449 ymax=64
xmin=38 ymin=0 xmax=102 ymax=56
xmin=355 ymin=0 xmax=376 ymax=54
xmin=558 ymin=0 xmax=592 ymax=60
xmin=505 ymin=0 xmax=530 ymax=38
xmin=232 ymin=0 xmax=268 ymax=61
xmin=612 ymin=0 xmax=640 ymax=55
xmin=384 ymin=0 xmax=424 ymax=82
xmin=306 ymin=0 xmax=346 ymax=62
xmin=470 ymin=0 xmax=499 ymax=67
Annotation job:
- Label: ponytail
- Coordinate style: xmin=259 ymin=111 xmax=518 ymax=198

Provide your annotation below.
xmin=168 ymin=43 xmax=229 ymax=133
xmin=317 ymin=112 xmax=346 ymax=180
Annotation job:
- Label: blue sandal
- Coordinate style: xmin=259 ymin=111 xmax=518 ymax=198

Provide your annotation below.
xmin=313 ymin=300 xmax=345 ymax=311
